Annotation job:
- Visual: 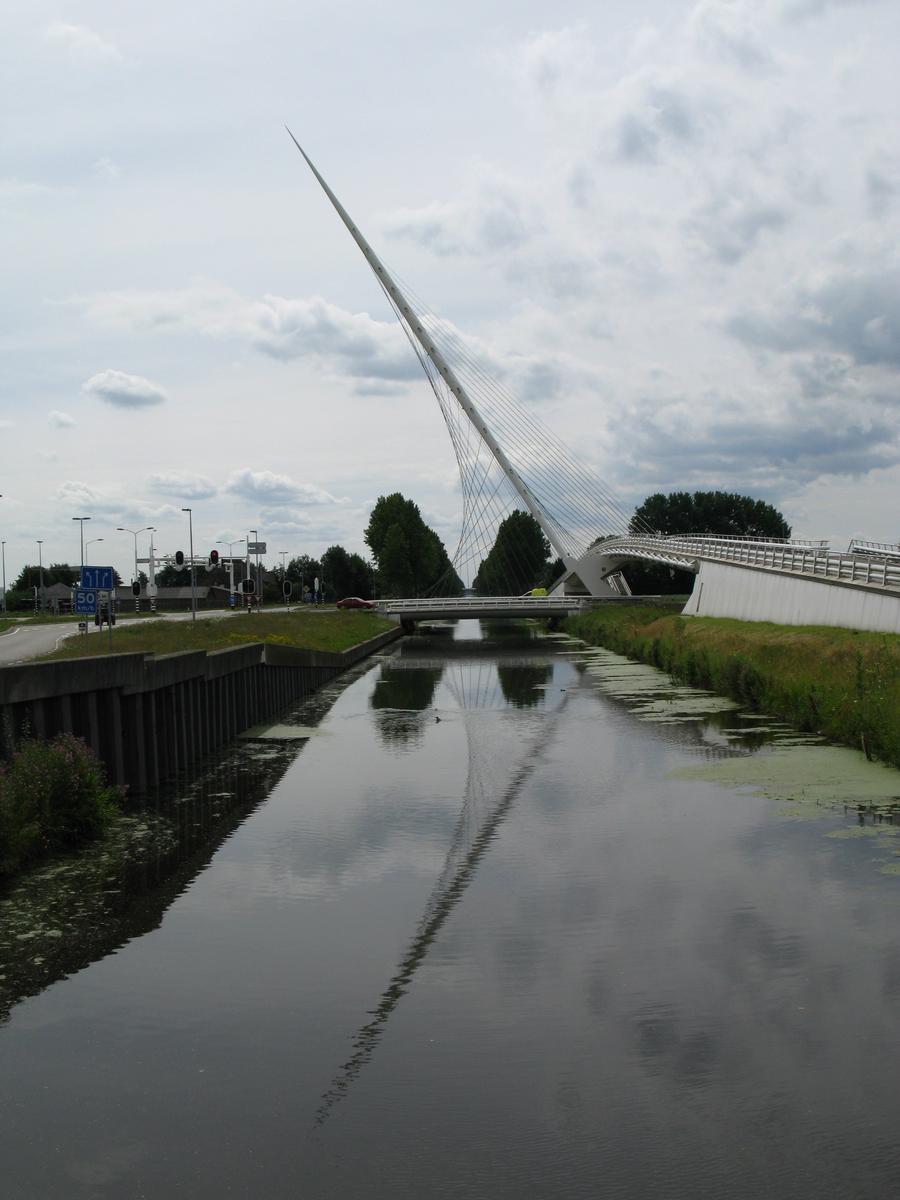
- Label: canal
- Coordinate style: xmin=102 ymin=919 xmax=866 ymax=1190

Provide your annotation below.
xmin=2 ymin=619 xmax=900 ymax=1198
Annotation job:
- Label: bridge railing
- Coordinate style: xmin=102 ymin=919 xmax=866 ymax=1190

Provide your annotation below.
xmin=376 ymin=596 xmax=594 ymax=614
xmin=600 ymin=535 xmax=900 ymax=591
xmin=847 ymin=538 xmax=900 ymax=559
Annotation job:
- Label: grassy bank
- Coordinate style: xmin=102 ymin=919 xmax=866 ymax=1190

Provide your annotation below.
xmin=41 ymin=610 xmax=395 ymax=660
xmin=564 ymin=604 xmax=900 ymax=768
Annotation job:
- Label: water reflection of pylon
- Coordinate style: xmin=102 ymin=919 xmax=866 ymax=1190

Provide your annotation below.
xmin=314 ymin=655 xmax=573 ymax=1125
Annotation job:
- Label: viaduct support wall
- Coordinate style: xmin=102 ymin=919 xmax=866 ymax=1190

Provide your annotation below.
xmin=0 ymin=628 xmax=402 ymax=795
xmin=683 ymin=560 xmax=900 ymax=634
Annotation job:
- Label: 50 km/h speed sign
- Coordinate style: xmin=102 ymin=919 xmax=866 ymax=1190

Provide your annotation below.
xmin=74 ymin=589 xmax=97 ymax=615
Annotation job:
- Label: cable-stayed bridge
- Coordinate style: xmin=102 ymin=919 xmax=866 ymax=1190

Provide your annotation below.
xmin=289 ymin=134 xmax=900 ymax=636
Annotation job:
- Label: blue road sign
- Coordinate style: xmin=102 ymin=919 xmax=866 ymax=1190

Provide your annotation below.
xmin=81 ymin=565 xmax=114 ymax=590
xmin=74 ymin=589 xmax=98 ymax=615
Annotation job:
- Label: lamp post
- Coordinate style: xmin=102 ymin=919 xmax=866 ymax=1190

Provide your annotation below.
xmin=117 ymin=526 xmax=149 ymax=609
xmin=182 ymin=508 xmax=196 ymax=622
xmin=250 ymin=528 xmax=261 ymax=612
xmin=72 ymin=516 xmax=91 ymax=584
xmin=147 ymin=528 xmax=157 ymax=612
xmin=280 ymin=550 xmax=288 ymax=607
xmin=36 ymin=539 xmax=44 ymax=613
xmin=217 ymin=538 xmax=244 ymax=607
xmin=1 ymin=539 xmax=6 ymax=613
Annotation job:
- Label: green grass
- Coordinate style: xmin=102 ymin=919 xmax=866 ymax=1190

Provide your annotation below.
xmin=0 ymin=733 xmax=121 ymax=879
xmin=41 ymin=609 xmax=396 ymax=660
xmin=564 ymin=604 xmax=900 ymax=769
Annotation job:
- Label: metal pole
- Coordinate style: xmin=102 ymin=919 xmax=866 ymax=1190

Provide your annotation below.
xmin=183 ymin=508 xmax=196 ymax=622
xmin=1 ymin=540 xmax=6 ymax=613
xmin=36 ymin=540 xmax=44 ymax=613
xmin=251 ymin=529 xmax=259 ymax=612
xmin=148 ymin=528 xmax=157 ymax=613
xmin=280 ymin=550 xmax=288 ymax=607
xmin=72 ymin=516 xmax=91 ymax=584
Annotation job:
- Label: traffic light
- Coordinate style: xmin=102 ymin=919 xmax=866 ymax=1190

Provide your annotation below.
xmin=210 ymin=549 xmax=219 ymax=565
xmin=175 ymin=550 xmax=185 ymax=566
xmin=282 ymin=580 xmax=292 ymax=597
xmin=131 ymin=581 xmax=141 ymax=597
xmin=240 ymin=578 xmax=256 ymax=594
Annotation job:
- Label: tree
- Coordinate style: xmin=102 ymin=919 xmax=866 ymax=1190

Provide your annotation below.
xmin=631 ymin=491 xmax=791 ymax=540
xmin=12 ymin=562 xmax=80 ymax=590
xmin=365 ymin=493 xmax=462 ymax=597
xmin=321 ymin=545 xmax=374 ymax=599
xmin=625 ymin=490 xmax=792 ymax=594
xmin=473 ymin=510 xmax=550 ymax=596
xmin=286 ymin=555 xmax=321 ymax=599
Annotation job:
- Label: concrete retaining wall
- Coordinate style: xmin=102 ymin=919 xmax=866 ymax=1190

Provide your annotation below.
xmin=0 ymin=627 xmax=402 ymax=794
xmin=683 ymin=560 xmax=900 ymax=633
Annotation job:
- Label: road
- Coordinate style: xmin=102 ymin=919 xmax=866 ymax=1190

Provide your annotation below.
xmin=0 ymin=609 xmax=246 ymax=667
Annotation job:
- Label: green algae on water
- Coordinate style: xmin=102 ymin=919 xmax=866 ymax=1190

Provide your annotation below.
xmin=672 ymin=744 xmax=900 ymax=814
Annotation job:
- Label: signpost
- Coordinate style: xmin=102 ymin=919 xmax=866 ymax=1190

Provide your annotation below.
xmin=81 ymin=565 xmax=114 ymax=591
xmin=74 ymin=589 xmax=98 ymax=615
xmin=80 ymin=567 xmax=115 ymax=648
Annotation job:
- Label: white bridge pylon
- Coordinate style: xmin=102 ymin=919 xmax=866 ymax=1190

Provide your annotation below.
xmin=288 ymin=129 xmax=648 ymax=597
xmin=289 ymin=135 xmax=900 ymax=630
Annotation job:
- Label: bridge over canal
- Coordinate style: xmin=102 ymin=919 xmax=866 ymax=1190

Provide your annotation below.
xmin=292 ymin=135 xmax=900 ymax=636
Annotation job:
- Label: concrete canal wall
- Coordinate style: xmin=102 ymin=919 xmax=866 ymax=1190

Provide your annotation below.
xmin=0 ymin=628 xmax=402 ymax=795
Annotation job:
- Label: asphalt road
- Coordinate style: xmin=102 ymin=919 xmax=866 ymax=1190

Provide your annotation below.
xmin=0 ymin=609 xmax=246 ymax=667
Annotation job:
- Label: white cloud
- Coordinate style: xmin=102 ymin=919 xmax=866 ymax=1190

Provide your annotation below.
xmin=45 ymin=23 xmax=121 ymax=63
xmin=225 ymin=469 xmax=346 ymax=506
xmin=776 ymin=0 xmax=879 ymax=21
xmin=48 ymin=410 xmax=76 ymax=428
xmin=73 ymin=286 xmax=421 ymax=387
xmin=0 ymin=419 xmax=14 ymax=430
xmin=383 ymin=171 xmax=540 ymax=257
xmin=148 ymin=473 xmax=217 ymax=500
xmin=92 ymin=157 xmax=121 ymax=181
xmin=54 ymin=480 xmax=180 ymax=525
xmin=82 ymin=369 xmax=167 ymax=408
xmin=0 ymin=178 xmax=52 ymax=201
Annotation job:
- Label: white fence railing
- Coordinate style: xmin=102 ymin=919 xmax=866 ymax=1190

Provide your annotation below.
xmin=597 ymin=536 xmax=900 ymax=591
xmin=377 ymin=596 xmax=593 ymax=614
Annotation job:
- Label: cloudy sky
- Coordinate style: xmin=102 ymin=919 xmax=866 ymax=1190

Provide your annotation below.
xmin=2 ymin=0 xmax=899 ymax=586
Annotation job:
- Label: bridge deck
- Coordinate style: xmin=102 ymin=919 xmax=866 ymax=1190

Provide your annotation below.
xmin=375 ymin=596 xmax=608 ymax=620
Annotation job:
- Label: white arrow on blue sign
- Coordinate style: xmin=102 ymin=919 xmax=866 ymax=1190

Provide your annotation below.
xmin=81 ymin=566 xmax=114 ymax=590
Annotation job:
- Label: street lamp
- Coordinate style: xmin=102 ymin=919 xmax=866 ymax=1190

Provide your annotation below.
xmin=116 ymin=526 xmax=150 ymax=588
xmin=217 ymin=538 xmax=244 ymax=606
xmin=72 ymin=516 xmax=91 ymax=583
xmin=280 ymin=550 xmax=289 ymax=607
xmin=36 ymin=539 xmax=44 ymax=613
xmin=86 ymin=537 xmax=104 ymax=552
xmin=182 ymin=508 xmax=196 ymax=622
xmin=250 ymin=529 xmax=261 ymax=611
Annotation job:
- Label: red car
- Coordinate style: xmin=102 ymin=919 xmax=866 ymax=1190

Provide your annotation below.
xmin=336 ymin=596 xmax=376 ymax=609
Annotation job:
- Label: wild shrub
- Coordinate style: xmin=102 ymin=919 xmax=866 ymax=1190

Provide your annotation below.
xmin=0 ymin=733 xmax=121 ymax=877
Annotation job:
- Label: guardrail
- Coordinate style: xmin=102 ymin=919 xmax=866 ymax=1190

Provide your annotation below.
xmin=377 ymin=596 xmax=593 ymax=614
xmin=597 ymin=536 xmax=900 ymax=591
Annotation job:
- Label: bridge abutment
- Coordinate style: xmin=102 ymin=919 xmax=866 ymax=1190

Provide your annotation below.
xmin=683 ymin=560 xmax=900 ymax=634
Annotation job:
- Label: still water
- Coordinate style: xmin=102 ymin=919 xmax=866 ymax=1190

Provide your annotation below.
xmin=3 ymin=619 xmax=900 ymax=1198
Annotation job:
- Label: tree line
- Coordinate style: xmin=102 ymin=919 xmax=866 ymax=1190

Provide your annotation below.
xmin=2 ymin=490 xmax=792 ymax=610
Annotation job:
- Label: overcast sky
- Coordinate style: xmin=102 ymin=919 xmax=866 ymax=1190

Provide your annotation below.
xmin=2 ymin=0 xmax=899 ymax=586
